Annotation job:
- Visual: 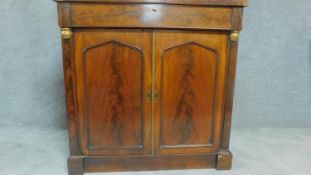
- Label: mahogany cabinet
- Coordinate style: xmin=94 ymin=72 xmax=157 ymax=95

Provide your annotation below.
xmin=54 ymin=0 xmax=247 ymax=174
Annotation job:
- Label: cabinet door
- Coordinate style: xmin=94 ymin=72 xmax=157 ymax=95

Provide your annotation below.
xmin=154 ymin=31 xmax=228 ymax=154
xmin=74 ymin=30 xmax=152 ymax=156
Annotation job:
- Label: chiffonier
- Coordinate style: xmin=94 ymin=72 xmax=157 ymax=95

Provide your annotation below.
xmin=54 ymin=0 xmax=247 ymax=174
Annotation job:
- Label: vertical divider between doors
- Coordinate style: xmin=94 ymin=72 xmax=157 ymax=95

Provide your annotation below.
xmin=151 ymin=30 xmax=155 ymax=155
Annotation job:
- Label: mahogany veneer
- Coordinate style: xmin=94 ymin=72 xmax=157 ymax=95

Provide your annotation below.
xmin=54 ymin=0 xmax=247 ymax=174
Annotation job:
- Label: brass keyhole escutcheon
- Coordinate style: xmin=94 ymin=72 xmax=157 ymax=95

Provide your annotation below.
xmin=154 ymin=90 xmax=159 ymax=103
xmin=146 ymin=90 xmax=152 ymax=103
xmin=146 ymin=90 xmax=159 ymax=103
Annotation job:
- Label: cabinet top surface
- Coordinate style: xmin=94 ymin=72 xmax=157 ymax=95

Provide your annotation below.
xmin=54 ymin=0 xmax=248 ymax=6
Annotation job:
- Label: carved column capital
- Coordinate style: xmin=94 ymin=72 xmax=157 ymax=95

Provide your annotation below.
xmin=230 ymin=31 xmax=239 ymax=42
xmin=61 ymin=28 xmax=73 ymax=40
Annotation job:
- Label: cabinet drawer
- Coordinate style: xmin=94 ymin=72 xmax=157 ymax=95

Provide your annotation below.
xmin=59 ymin=3 xmax=233 ymax=30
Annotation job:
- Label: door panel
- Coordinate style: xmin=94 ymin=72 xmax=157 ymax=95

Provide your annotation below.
xmin=74 ymin=30 xmax=152 ymax=156
xmin=154 ymin=31 xmax=228 ymax=154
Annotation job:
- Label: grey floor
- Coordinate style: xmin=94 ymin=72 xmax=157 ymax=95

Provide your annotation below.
xmin=0 ymin=127 xmax=310 ymax=175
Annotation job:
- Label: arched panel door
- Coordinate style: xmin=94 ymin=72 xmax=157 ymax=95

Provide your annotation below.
xmin=154 ymin=31 xmax=229 ymax=155
xmin=74 ymin=30 xmax=152 ymax=156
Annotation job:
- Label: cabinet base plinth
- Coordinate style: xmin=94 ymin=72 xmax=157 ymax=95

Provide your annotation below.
xmin=68 ymin=156 xmax=84 ymax=175
xmin=67 ymin=153 xmax=235 ymax=174
xmin=216 ymin=150 xmax=233 ymax=170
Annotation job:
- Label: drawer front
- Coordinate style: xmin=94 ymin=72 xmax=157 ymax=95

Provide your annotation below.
xmin=62 ymin=3 xmax=233 ymax=30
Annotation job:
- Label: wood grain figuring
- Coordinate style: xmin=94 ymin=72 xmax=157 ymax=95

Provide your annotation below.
xmin=69 ymin=4 xmax=232 ymax=30
xmin=83 ymin=41 xmax=143 ymax=149
xmin=74 ymin=30 xmax=152 ymax=156
xmin=160 ymin=42 xmax=219 ymax=148
xmin=55 ymin=0 xmax=248 ymax=6
xmin=154 ymin=31 xmax=228 ymax=155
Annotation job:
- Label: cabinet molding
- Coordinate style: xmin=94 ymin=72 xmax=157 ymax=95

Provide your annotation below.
xmin=54 ymin=0 xmax=248 ymax=7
